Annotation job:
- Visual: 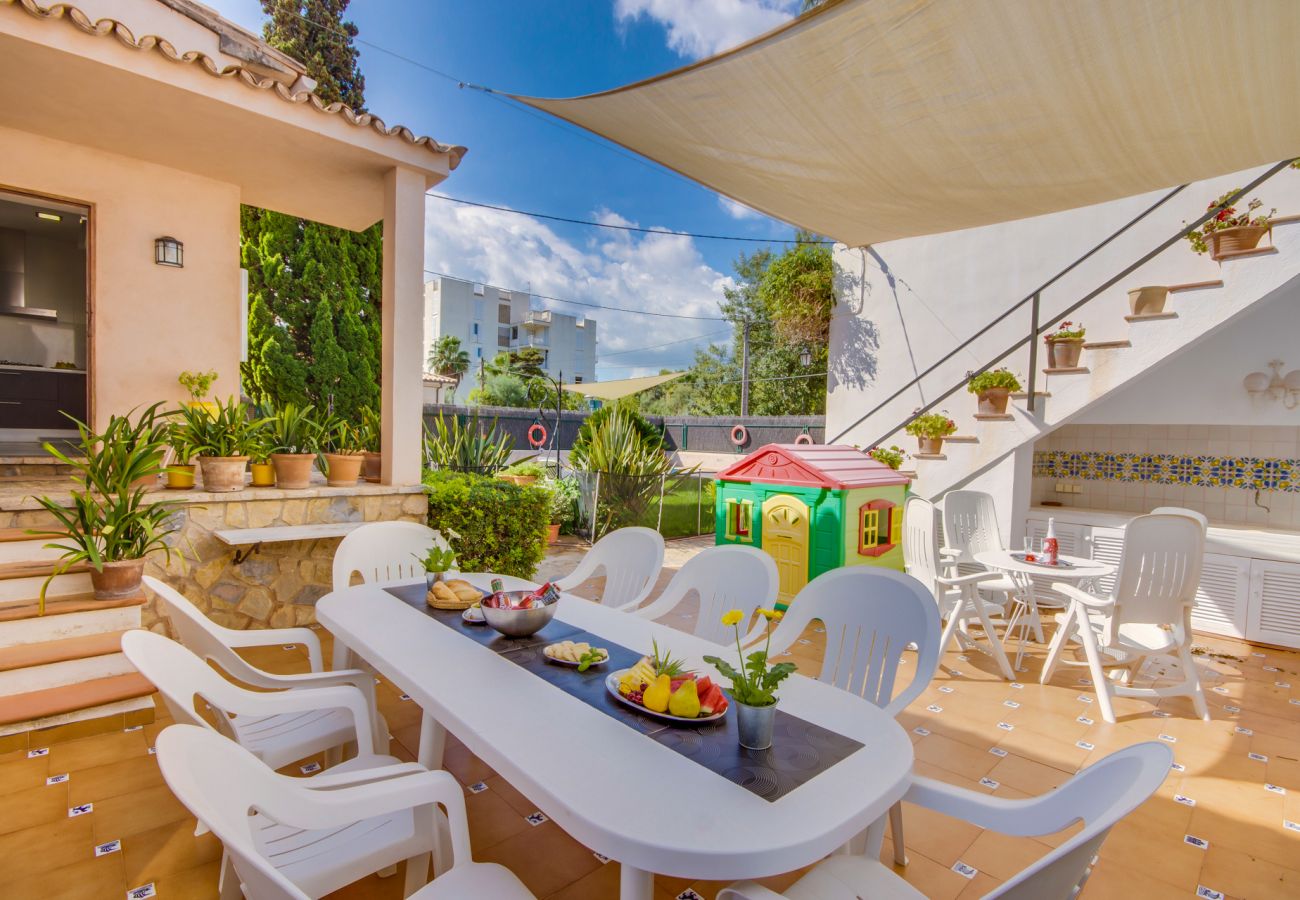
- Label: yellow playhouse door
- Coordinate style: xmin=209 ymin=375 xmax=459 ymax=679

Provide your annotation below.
xmin=762 ymin=496 xmax=810 ymax=605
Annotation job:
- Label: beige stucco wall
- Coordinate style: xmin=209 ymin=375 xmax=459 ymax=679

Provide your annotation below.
xmin=3 ymin=124 xmax=241 ymax=424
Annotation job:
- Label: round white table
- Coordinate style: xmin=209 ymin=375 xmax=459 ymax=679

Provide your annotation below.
xmin=973 ymin=550 xmax=1115 ymax=671
xmin=317 ymin=574 xmax=914 ymax=900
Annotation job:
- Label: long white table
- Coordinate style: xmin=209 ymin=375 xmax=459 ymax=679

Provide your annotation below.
xmin=317 ymin=575 xmax=913 ymax=899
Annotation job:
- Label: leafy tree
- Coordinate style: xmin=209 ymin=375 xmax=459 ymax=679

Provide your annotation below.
xmin=468 ymin=373 xmax=529 ymax=408
xmin=241 ymin=0 xmax=381 ymax=421
xmin=429 ymin=336 xmax=470 ymax=393
xmin=510 ymin=346 xmax=547 ymax=379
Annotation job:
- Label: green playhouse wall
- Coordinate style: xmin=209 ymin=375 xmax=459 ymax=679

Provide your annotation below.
xmin=840 ymin=484 xmax=908 ymax=571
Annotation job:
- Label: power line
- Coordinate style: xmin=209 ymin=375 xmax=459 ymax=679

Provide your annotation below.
xmin=428 ymin=194 xmax=827 ymax=244
xmin=424 ymin=270 xmax=726 ymax=321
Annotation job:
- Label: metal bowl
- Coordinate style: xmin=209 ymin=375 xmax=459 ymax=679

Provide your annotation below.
xmin=480 ymin=591 xmax=558 ymax=637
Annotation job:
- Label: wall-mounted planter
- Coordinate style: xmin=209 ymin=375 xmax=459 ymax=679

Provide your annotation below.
xmin=1207 ymin=225 xmax=1269 ymax=260
xmin=1127 ymin=286 xmax=1169 ymax=317
xmin=1046 ymin=338 xmax=1084 ymax=368
xmin=975 ymin=387 xmax=1011 ymax=416
xmin=917 ymin=436 xmax=944 ymax=455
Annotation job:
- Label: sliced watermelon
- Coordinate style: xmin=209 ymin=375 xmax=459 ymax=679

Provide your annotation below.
xmin=700 ymin=683 xmax=727 ymax=716
xmin=695 ymin=676 xmax=714 ymax=696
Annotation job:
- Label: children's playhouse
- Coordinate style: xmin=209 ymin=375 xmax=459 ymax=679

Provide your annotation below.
xmin=714 ymin=444 xmax=911 ymax=606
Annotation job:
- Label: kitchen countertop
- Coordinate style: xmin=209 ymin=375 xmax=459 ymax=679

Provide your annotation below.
xmin=1030 ymin=505 xmax=1300 ymax=564
xmin=0 ymin=364 xmax=85 ymax=374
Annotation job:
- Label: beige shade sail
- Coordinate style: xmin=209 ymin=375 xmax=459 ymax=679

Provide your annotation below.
xmin=565 ymin=371 xmax=685 ymax=401
xmin=514 ymin=0 xmax=1300 ymax=247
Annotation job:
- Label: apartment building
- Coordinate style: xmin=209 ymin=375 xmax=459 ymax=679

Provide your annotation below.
xmin=423 ymin=276 xmax=597 ymax=403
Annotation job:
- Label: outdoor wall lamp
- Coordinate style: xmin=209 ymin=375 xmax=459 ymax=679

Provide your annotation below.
xmin=154 ymin=236 xmax=183 ymax=268
xmin=1243 ymin=359 xmax=1300 ymax=408
xmin=799 ymin=349 xmax=812 ymax=367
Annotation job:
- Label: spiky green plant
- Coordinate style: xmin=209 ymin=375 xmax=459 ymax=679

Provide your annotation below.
xmin=265 ymin=403 xmax=322 ymax=455
xmin=568 ymin=407 xmax=682 ymax=536
xmin=175 ymin=396 xmax=260 ymax=458
xmin=423 ymin=412 xmax=514 ymax=474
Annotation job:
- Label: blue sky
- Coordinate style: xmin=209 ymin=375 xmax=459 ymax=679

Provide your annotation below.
xmin=205 ymin=0 xmax=806 ymax=378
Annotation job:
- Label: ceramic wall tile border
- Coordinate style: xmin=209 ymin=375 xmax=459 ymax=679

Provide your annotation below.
xmin=1032 ymin=449 xmax=1299 ymax=491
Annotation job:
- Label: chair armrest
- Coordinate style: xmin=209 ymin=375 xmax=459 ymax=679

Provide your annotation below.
xmin=216 ymin=683 xmax=375 ymax=757
xmin=253 ymin=669 xmax=387 ymax=747
xmin=300 ymin=760 xmax=427 ymax=789
xmin=904 ymin=775 xmax=1077 ymax=836
xmin=717 ymin=883 xmax=788 ymax=900
xmin=222 ymin=626 xmax=325 ymax=672
xmin=1053 ymin=582 xmax=1113 ymax=609
xmin=939 ymin=548 xmax=962 ymax=559
xmin=937 ymin=570 xmax=1002 ymax=587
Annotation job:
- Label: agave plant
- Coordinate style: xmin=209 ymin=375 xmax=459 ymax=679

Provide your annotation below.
xmin=265 ymin=403 xmax=321 ymax=455
xmin=175 ymin=396 xmax=260 ymax=458
xmin=423 ymin=412 xmax=514 ymax=474
xmin=357 ymin=406 xmax=381 ymax=453
xmin=568 ymin=407 xmax=683 ymax=536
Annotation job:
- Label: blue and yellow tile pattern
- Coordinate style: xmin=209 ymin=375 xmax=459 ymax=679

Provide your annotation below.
xmin=1033 ymin=450 xmax=1299 ymax=492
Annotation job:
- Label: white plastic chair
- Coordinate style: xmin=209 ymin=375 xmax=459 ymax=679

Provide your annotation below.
xmin=554 ymin=526 xmax=665 ymax=609
xmin=943 ymin=490 xmax=1036 ymax=635
xmin=332 ymin=521 xmax=450 ymax=669
xmin=122 ymin=630 xmax=399 ymax=773
xmin=717 ymin=741 xmax=1172 ymax=900
xmin=765 ymin=567 xmax=941 ymax=866
xmin=627 ymin=544 xmax=779 ymax=644
xmin=156 ymin=724 xmax=534 ymax=900
xmin=146 ymin=576 xmax=388 ymax=758
xmin=902 ymin=498 xmax=1014 ymax=679
xmin=1042 ymin=513 xmax=1210 ymax=723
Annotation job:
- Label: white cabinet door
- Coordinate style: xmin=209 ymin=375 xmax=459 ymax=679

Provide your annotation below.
xmin=1025 ymin=518 xmax=1088 ymax=605
xmin=1087 ymin=526 xmax=1125 ymax=595
xmin=1247 ymin=559 xmax=1300 ymax=649
xmin=1191 ymin=553 xmax=1251 ymax=639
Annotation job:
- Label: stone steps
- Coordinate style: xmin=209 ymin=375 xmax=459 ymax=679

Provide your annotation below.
xmin=0 ymin=559 xmax=92 ymax=602
xmin=0 ymin=590 xmax=146 ymax=648
xmin=0 ymin=672 xmax=155 ymax=734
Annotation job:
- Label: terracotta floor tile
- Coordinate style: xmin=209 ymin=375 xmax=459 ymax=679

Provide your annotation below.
xmin=1186 ymin=805 xmax=1300 ymax=871
xmin=1080 ymin=858 xmax=1200 ymax=899
xmin=1100 ymin=816 xmax=1208 ymax=892
xmin=3 ymin=852 xmax=126 ymax=900
xmin=0 ymin=751 xmax=49 ymax=793
xmin=889 ymin=847 xmax=981 ymax=900
xmin=542 ymin=859 xmax=622 ymax=900
xmin=475 ymin=821 xmax=603 ymax=897
xmin=0 ymin=814 xmax=95 ymax=880
xmin=145 ymin=860 xmax=223 ymax=899
xmin=960 ymin=828 xmax=1052 ymax=881
xmin=90 ymin=783 xmax=193 ymax=842
xmin=69 ymin=755 xmax=166 ymax=805
xmin=1198 ymin=844 xmax=1300 ymax=899
xmin=0 ymin=780 xmax=71 ymax=835
xmin=484 ymin=772 xmax=546 ymax=817
xmin=913 ymin=732 xmax=1000 ymax=781
xmin=121 ymin=818 xmax=224 ymax=885
xmin=465 ymin=786 xmax=533 ymax=850
xmin=48 ymin=728 xmax=149 ymax=772
xmin=893 ymin=800 xmax=982 ymax=866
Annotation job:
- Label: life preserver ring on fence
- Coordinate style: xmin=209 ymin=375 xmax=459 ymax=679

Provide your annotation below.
xmin=527 ymin=423 xmax=548 ymax=448
xmin=730 ymin=424 xmax=749 ymax=446
xmin=794 ymin=433 xmax=814 ymax=445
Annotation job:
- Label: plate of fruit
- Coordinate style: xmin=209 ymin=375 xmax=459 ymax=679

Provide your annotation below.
xmin=543 ymin=641 xmax=608 ymax=670
xmin=607 ymin=640 xmax=729 ymax=725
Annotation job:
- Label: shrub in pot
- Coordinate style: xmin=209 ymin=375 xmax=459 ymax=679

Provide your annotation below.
xmin=266 ymin=403 xmax=321 ymax=489
xmin=359 ymin=406 xmax=381 ymax=483
xmin=1184 ymin=190 xmax=1274 ymax=260
xmin=246 ymin=414 xmax=276 ymax=487
xmin=423 ymin=470 xmax=550 ymax=577
xmin=1044 ymin=321 xmax=1086 ymax=368
xmin=179 ymin=397 xmax=256 ymax=492
xmin=867 ymin=445 xmax=907 ymax=470
xmin=904 ymin=411 xmax=957 ymax=455
xmin=499 ymin=459 xmax=546 ymax=486
xmin=32 ymin=405 xmax=179 ymax=609
xmin=966 ymin=368 xmax=1022 ymax=415
xmin=177 ymin=369 xmax=219 ymax=415
xmin=318 ymin=414 xmax=365 ymax=487
xmin=542 ymin=476 xmax=580 ymax=543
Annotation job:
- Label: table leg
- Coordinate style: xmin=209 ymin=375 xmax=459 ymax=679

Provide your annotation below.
xmin=620 ymin=864 xmax=655 ymax=900
xmin=418 ymin=713 xmax=447 ymax=769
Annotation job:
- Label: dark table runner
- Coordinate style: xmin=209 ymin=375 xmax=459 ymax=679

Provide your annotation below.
xmin=386 ymin=583 xmax=863 ymax=801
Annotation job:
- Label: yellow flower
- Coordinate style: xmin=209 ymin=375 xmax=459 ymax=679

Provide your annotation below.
xmin=721 ymin=609 xmax=744 ymax=626
xmin=758 ymin=608 xmax=784 ymax=621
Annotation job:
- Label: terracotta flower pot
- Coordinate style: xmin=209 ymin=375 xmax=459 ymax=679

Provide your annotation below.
xmin=90 ymin=558 xmax=145 ymax=600
xmin=249 ymin=462 xmax=276 ymax=487
xmin=917 ymin=436 xmax=944 ymax=455
xmin=362 ymin=451 xmax=382 ymax=483
xmin=198 ymin=456 xmax=248 ymax=492
xmin=1047 ymin=338 xmax=1084 ymax=368
xmin=1208 ymin=224 xmax=1268 ymax=259
xmin=1127 ymin=286 xmax=1169 ymax=316
xmin=271 ymin=453 xmax=316 ymax=489
xmin=546 ymin=523 xmax=561 ymax=544
xmin=323 ymin=453 xmax=364 ymax=486
xmin=499 ymin=474 xmax=538 ymax=486
xmin=164 ymin=463 xmax=196 ymax=490
xmin=976 ymin=388 xmax=1011 ymax=416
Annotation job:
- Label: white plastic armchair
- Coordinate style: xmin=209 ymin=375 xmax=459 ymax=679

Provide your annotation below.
xmin=718 ymin=741 xmax=1172 ymax=900
xmin=146 ymin=576 xmax=388 ymax=755
xmin=122 ymin=630 xmax=398 ymax=773
xmin=628 ymin=544 xmax=778 ymax=645
xmin=554 ymin=526 xmax=665 ymax=609
xmin=1042 ymin=513 xmax=1209 ymax=723
xmin=941 ymin=489 xmax=1018 ymax=586
xmin=903 ymin=498 xmax=1013 ymax=679
xmin=156 ymin=724 xmax=534 ymax=900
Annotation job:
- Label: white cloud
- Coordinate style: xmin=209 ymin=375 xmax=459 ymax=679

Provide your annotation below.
xmin=423 ymin=198 xmax=734 ymax=379
xmin=718 ymin=195 xmax=762 ymax=220
xmin=614 ymin=0 xmax=797 ymax=59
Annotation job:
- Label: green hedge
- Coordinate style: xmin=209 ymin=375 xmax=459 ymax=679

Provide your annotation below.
xmin=423 ymin=469 xmax=549 ymax=578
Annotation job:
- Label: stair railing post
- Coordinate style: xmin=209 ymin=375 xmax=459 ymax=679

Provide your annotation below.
xmin=1026 ymin=292 xmax=1041 ymax=412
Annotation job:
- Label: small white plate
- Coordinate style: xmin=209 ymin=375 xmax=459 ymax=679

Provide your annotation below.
xmin=461 ymin=607 xmax=486 ymax=624
xmin=543 ymin=646 xmax=608 ymax=667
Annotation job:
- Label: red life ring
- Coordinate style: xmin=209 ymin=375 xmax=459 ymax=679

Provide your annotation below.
xmin=794 ymin=433 xmax=814 ymax=445
xmin=527 ymin=423 xmax=548 ymax=448
xmin=730 ymin=424 xmax=748 ymax=446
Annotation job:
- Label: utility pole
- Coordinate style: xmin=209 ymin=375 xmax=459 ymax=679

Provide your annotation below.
xmin=739 ymin=318 xmax=751 ymax=417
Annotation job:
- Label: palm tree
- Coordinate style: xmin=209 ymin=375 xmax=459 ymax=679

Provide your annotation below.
xmin=428 ymin=335 xmax=470 ymax=396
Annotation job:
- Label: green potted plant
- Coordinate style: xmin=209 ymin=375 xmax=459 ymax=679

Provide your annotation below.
xmin=32 ymin=405 xmax=179 ymax=608
xmin=247 ymin=415 xmax=277 ymax=487
xmin=413 ymin=540 xmax=458 ymax=590
xmin=266 ymin=403 xmax=321 ymax=489
xmin=1044 ymin=321 xmax=1086 ymax=368
xmin=359 ymin=406 xmax=382 ymax=483
xmin=177 ymin=369 xmax=219 ymax=414
xmin=966 ymin=367 xmax=1022 ymax=416
xmin=904 ymin=411 xmax=957 ymax=456
xmin=179 ymin=396 xmax=256 ymax=492
xmin=1185 ymin=190 xmax=1275 ymax=260
xmin=542 ymin=476 xmax=580 ymax=543
xmin=703 ymin=607 xmax=794 ymax=750
xmin=499 ymin=459 xmax=546 ymax=486
xmin=318 ymin=414 xmax=365 ymax=486
xmin=164 ymin=419 xmax=197 ymax=490
xmin=423 ymin=412 xmax=514 ymax=474
xmin=867 ymin=445 xmax=907 ymax=470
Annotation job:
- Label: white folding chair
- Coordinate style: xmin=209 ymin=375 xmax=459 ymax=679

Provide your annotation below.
xmin=156 ymin=724 xmax=534 ymax=900
xmin=718 ymin=741 xmax=1172 ymax=900
xmin=147 ymin=575 xmax=388 ymax=759
xmin=943 ymin=489 xmax=1043 ymax=641
xmin=122 ymin=630 xmax=400 ymax=774
xmin=766 ymin=567 xmax=941 ymax=866
xmin=902 ymin=498 xmax=1014 ymax=679
xmin=331 ymin=521 xmax=450 ymax=669
xmin=554 ymin=526 xmax=665 ymax=609
xmin=626 ymin=544 xmax=778 ymax=645
xmin=1042 ymin=514 xmax=1210 ymax=723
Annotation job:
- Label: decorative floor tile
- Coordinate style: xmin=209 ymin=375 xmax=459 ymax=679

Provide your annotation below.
xmin=95 ymin=838 xmax=121 ymax=856
xmin=1183 ymin=834 xmax=1209 ymax=850
xmin=951 ymin=861 xmax=978 ymax=879
xmin=69 ymin=803 xmax=93 ymax=817
xmin=525 ymin=811 xmax=548 ymax=826
xmin=126 ymin=884 xmax=157 ymax=899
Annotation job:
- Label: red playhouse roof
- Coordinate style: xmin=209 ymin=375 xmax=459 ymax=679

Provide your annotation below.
xmin=716 ymin=444 xmax=910 ymax=490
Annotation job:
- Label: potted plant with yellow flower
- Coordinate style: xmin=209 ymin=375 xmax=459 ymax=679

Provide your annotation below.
xmin=703 ymin=607 xmax=796 ymax=750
